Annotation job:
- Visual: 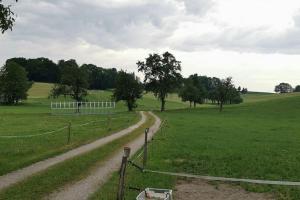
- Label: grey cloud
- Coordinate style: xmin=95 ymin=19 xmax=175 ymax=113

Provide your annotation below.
xmin=10 ymin=0 xmax=182 ymax=49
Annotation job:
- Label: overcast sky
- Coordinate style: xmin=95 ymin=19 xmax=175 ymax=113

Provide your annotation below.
xmin=1 ymin=0 xmax=300 ymax=92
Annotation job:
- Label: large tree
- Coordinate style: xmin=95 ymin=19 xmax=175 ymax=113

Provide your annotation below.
xmin=113 ymin=71 xmax=143 ymax=111
xmin=0 ymin=0 xmax=18 ymax=33
xmin=294 ymin=85 xmax=300 ymax=92
xmin=0 ymin=61 xmax=32 ymax=104
xmin=137 ymin=52 xmax=182 ymax=111
xmin=275 ymin=83 xmax=293 ymax=93
xmin=52 ymin=60 xmax=88 ymax=102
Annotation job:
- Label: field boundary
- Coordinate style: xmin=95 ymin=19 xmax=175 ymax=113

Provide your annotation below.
xmin=0 ymin=116 xmax=128 ymax=138
xmin=144 ymin=169 xmax=300 ymax=186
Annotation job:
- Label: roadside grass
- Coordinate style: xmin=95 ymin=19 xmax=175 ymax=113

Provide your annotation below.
xmin=93 ymin=93 xmax=300 ymax=199
xmin=0 ymin=112 xmax=155 ymax=200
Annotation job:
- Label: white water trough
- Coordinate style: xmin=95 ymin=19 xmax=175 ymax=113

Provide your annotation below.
xmin=136 ymin=188 xmax=172 ymax=200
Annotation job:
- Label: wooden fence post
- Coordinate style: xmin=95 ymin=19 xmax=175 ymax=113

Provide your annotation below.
xmin=117 ymin=147 xmax=131 ymax=200
xmin=143 ymin=128 xmax=149 ymax=169
xmin=67 ymin=122 xmax=71 ymax=144
xmin=107 ymin=115 xmax=112 ymax=131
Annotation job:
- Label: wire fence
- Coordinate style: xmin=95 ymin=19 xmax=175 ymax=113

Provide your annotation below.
xmin=110 ymin=118 xmax=300 ymax=200
xmin=0 ymin=115 xmax=130 ymax=139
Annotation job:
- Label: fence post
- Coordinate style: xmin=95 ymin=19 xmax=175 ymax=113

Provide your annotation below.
xmin=107 ymin=115 xmax=112 ymax=131
xmin=117 ymin=147 xmax=131 ymax=200
xmin=67 ymin=122 xmax=71 ymax=144
xmin=143 ymin=128 xmax=149 ymax=169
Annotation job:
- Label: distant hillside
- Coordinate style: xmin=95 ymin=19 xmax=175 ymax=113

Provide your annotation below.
xmin=28 ymin=82 xmax=53 ymax=98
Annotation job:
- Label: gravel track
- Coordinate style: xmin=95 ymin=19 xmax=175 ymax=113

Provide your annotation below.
xmin=46 ymin=111 xmax=161 ymax=200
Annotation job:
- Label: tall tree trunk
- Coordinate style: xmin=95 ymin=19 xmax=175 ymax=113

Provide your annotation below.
xmin=189 ymin=101 xmax=192 ymax=108
xmin=161 ymin=98 xmax=165 ymax=112
xmin=127 ymin=100 xmax=133 ymax=111
xmin=194 ymin=101 xmax=196 ymax=108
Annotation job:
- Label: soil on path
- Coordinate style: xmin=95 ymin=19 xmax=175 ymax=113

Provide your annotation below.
xmin=46 ymin=112 xmax=161 ymax=200
xmin=0 ymin=111 xmax=146 ymax=191
xmin=174 ymin=179 xmax=275 ymax=200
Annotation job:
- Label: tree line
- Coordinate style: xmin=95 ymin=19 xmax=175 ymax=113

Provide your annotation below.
xmin=115 ymin=52 xmax=246 ymax=112
xmin=7 ymin=57 xmax=118 ymax=90
xmin=1 ymin=52 xmax=246 ymax=113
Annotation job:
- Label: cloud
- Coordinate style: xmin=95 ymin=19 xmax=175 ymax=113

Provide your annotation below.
xmin=2 ymin=0 xmax=300 ymax=92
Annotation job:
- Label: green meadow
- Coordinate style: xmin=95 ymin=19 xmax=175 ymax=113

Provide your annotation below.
xmin=0 ymin=82 xmax=187 ymax=175
xmin=93 ymin=92 xmax=300 ymax=200
xmin=2 ymin=82 xmax=300 ymax=199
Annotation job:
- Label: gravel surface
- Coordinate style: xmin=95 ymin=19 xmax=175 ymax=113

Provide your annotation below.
xmin=174 ymin=179 xmax=275 ymax=200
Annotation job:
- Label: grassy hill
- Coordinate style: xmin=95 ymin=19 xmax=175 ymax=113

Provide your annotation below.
xmin=95 ymin=92 xmax=300 ymax=200
xmin=2 ymin=82 xmax=300 ymax=199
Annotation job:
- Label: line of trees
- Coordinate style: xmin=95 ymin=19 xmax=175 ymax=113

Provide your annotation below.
xmin=115 ymin=52 xmax=245 ymax=112
xmin=179 ymin=75 xmax=244 ymax=111
xmin=6 ymin=57 xmax=118 ymax=90
xmin=275 ymin=83 xmax=300 ymax=93
xmin=1 ymin=52 xmax=246 ymax=112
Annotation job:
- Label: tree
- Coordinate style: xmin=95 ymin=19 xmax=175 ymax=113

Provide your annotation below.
xmin=81 ymin=64 xmax=118 ymax=90
xmin=0 ymin=61 xmax=32 ymax=104
xmin=294 ymin=85 xmax=300 ymax=92
xmin=179 ymin=75 xmax=206 ymax=107
xmin=0 ymin=0 xmax=18 ymax=33
xmin=275 ymin=83 xmax=293 ymax=93
xmin=241 ymin=88 xmax=248 ymax=94
xmin=228 ymin=87 xmax=243 ymax=104
xmin=179 ymin=81 xmax=198 ymax=108
xmin=216 ymin=77 xmax=234 ymax=112
xmin=52 ymin=60 xmax=88 ymax=102
xmin=137 ymin=52 xmax=182 ymax=111
xmin=113 ymin=71 xmax=143 ymax=111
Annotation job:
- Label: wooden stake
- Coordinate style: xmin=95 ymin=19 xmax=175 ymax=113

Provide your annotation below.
xmin=117 ymin=147 xmax=131 ymax=200
xmin=143 ymin=128 xmax=149 ymax=169
xmin=67 ymin=122 xmax=71 ymax=144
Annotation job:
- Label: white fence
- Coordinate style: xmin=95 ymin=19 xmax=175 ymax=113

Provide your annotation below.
xmin=51 ymin=101 xmax=116 ymax=115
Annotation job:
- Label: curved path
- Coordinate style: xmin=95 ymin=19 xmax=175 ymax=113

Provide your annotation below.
xmin=46 ymin=112 xmax=161 ymax=200
xmin=0 ymin=111 xmax=146 ymax=191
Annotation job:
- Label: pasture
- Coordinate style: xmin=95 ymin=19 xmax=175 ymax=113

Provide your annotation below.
xmin=0 ymin=83 xmax=187 ymax=175
xmin=93 ymin=92 xmax=300 ymax=200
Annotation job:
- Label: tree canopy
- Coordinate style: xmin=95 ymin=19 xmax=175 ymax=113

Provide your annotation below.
xmin=294 ymin=85 xmax=300 ymax=92
xmin=50 ymin=60 xmax=88 ymax=102
xmin=113 ymin=71 xmax=143 ymax=111
xmin=0 ymin=61 xmax=32 ymax=104
xmin=7 ymin=57 xmax=118 ymax=90
xmin=275 ymin=83 xmax=293 ymax=93
xmin=137 ymin=52 xmax=182 ymax=111
xmin=179 ymin=75 xmax=206 ymax=107
xmin=0 ymin=0 xmax=17 ymax=33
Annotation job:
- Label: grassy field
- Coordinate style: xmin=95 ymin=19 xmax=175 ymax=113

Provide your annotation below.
xmin=0 ymin=83 xmax=187 ymax=175
xmin=0 ymin=112 xmax=156 ymax=200
xmin=94 ymin=92 xmax=300 ymax=200
xmin=5 ymin=82 xmax=300 ymax=199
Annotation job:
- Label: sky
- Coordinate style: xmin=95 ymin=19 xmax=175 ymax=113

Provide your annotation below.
xmin=1 ymin=0 xmax=300 ymax=92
